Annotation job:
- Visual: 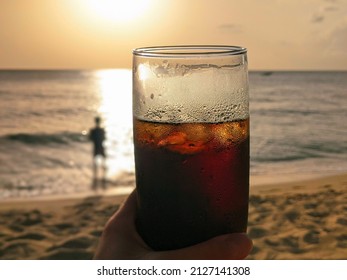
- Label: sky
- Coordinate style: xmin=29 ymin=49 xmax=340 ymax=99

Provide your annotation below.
xmin=1 ymin=0 xmax=347 ymax=70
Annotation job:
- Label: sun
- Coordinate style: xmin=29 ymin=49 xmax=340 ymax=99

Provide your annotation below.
xmin=86 ymin=0 xmax=151 ymax=23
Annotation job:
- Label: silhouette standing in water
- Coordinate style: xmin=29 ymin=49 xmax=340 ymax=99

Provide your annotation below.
xmin=89 ymin=116 xmax=107 ymax=189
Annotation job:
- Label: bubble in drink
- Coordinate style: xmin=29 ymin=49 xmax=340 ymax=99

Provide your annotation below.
xmin=133 ymin=118 xmax=249 ymax=250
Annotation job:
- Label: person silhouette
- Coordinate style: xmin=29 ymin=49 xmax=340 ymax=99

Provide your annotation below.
xmin=89 ymin=116 xmax=107 ymax=189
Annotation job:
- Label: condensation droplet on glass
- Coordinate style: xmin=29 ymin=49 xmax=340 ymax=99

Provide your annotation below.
xmin=162 ymin=60 xmax=169 ymax=67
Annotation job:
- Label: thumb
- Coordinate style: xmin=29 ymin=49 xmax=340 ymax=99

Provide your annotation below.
xmin=150 ymin=233 xmax=253 ymax=260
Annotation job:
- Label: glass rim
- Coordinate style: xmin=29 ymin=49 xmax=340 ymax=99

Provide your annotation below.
xmin=133 ymin=45 xmax=247 ymax=58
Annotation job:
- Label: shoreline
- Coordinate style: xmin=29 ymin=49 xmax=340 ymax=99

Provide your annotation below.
xmin=1 ymin=171 xmax=346 ymax=204
xmin=251 ymin=171 xmax=347 ymax=194
xmin=0 ymin=171 xmax=346 ymax=260
xmin=0 ymin=185 xmax=134 ymax=209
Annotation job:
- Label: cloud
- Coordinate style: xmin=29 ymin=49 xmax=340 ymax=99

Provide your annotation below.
xmin=328 ymin=22 xmax=347 ymax=53
xmin=311 ymin=14 xmax=325 ymax=23
xmin=310 ymin=0 xmax=343 ymax=23
xmin=324 ymin=5 xmax=339 ymax=12
xmin=218 ymin=24 xmax=243 ymax=33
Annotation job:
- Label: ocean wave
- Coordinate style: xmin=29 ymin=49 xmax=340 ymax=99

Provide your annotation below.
xmin=302 ymin=142 xmax=347 ymax=155
xmin=3 ymin=132 xmax=88 ymax=145
xmin=252 ymin=108 xmax=324 ymax=117
xmin=252 ymin=140 xmax=347 ymax=164
xmin=252 ymin=153 xmax=321 ymax=163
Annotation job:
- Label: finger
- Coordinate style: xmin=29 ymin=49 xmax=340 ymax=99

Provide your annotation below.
xmin=101 ymin=189 xmax=138 ymax=238
xmin=151 ymin=233 xmax=253 ymax=260
xmin=95 ymin=190 xmax=150 ymax=259
xmin=110 ymin=189 xmax=138 ymax=224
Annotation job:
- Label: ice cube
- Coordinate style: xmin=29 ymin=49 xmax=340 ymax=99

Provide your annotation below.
xmin=181 ymin=123 xmax=212 ymax=143
xmin=158 ymin=130 xmax=207 ymax=154
xmin=135 ymin=121 xmax=173 ymax=144
xmin=158 ymin=131 xmax=186 ymax=146
xmin=212 ymin=121 xmax=248 ymax=146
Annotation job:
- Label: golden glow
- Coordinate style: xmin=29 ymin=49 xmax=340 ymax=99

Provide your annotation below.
xmin=96 ymin=69 xmax=132 ymax=122
xmin=86 ymin=0 xmax=151 ymax=23
xmin=96 ymin=69 xmax=134 ymax=176
xmin=138 ymin=64 xmax=152 ymax=81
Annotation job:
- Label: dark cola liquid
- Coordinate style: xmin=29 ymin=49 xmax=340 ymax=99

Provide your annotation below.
xmin=133 ymin=118 xmax=249 ymax=250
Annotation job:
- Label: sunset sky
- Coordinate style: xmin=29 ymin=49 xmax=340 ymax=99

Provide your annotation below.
xmin=1 ymin=0 xmax=347 ymax=70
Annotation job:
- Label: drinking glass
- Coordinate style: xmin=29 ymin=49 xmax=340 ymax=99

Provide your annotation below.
xmin=132 ymin=45 xmax=249 ymax=250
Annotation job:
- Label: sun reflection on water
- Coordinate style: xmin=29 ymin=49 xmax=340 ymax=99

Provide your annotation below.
xmin=95 ymin=69 xmax=134 ymax=179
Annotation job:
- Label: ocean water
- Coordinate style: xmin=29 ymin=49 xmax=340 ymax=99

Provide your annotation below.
xmin=0 ymin=70 xmax=346 ymax=199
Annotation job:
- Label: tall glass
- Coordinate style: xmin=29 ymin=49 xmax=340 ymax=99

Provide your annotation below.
xmin=132 ymin=46 xmax=249 ymax=250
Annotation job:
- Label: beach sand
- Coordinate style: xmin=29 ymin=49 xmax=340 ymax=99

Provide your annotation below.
xmin=0 ymin=173 xmax=346 ymax=260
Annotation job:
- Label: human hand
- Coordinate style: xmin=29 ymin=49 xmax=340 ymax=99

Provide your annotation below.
xmin=94 ymin=190 xmax=253 ymax=260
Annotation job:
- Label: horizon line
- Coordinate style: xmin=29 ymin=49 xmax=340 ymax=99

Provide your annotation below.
xmin=0 ymin=68 xmax=346 ymax=72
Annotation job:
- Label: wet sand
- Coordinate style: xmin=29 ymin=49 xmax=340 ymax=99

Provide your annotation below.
xmin=0 ymin=173 xmax=346 ymax=260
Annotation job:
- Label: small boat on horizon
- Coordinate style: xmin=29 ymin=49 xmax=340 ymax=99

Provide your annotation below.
xmin=261 ymin=71 xmax=273 ymax=76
